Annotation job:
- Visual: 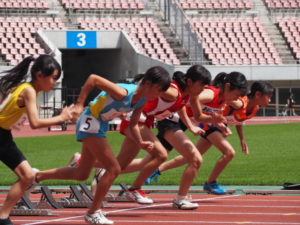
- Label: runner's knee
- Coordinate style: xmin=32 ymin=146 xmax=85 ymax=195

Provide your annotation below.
xmin=224 ymin=149 xmax=236 ymax=160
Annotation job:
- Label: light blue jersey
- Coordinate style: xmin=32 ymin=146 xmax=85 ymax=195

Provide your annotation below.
xmin=76 ymin=83 xmax=146 ymax=141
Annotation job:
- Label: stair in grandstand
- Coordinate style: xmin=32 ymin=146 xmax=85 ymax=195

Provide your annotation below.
xmin=144 ymin=0 xmax=201 ymax=64
xmin=253 ymin=0 xmax=296 ymax=64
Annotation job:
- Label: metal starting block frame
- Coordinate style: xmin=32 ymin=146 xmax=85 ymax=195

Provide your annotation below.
xmin=10 ymin=196 xmax=53 ymax=216
xmin=40 ymin=185 xmax=92 ymax=208
xmin=79 ymin=183 xmax=133 ymax=205
xmin=103 ymin=183 xmax=134 ymax=202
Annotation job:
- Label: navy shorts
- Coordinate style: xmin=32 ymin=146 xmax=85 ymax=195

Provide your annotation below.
xmin=0 ymin=127 xmax=26 ymax=170
xmin=199 ymin=124 xmax=224 ymax=139
xmin=156 ymin=119 xmax=187 ymax=151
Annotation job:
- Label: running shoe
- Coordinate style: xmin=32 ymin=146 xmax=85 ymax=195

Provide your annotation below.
xmin=0 ymin=218 xmax=13 ymax=225
xmin=91 ymin=168 xmax=106 ymax=195
xmin=68 ymin=152 xmax=81 ymax=167
xmin=84 ymin=210 xmax=113 ymax=225
xmin=203 ymin=181 xmax=228 ymax=195
xmin=145 ymin=169 xmax=161 ymax=184
xmin=125 ymin=189 xmax=153 ymax=204
xmin=24 ymin=168 xmax=40 ymax=198
xmin=172 ymin=198 xmax=199 ymax=210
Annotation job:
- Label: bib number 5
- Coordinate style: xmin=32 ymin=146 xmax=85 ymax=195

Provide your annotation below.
xmin=79 ymin=115 xmax=100 ymax=133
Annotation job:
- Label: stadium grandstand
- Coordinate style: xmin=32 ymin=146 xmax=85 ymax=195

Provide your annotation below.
xmin=0 ymin=0 xmax=299 ymax=118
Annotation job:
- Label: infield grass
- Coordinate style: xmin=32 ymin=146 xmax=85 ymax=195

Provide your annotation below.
xmin=0 ymin=123 xmax=299 ymax=186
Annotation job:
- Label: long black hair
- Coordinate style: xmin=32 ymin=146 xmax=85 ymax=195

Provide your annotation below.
xmin=172 ymin=64 xmax=211 ymax=91
xmin=248 ymin=81 xmax=273 ymax=98
xmin=212 ymin=71 xmax=248 ymax=96
xmin=133 ymin=66 xmax=171 ymax=91
xmin=0 ymin=55 xmax=61 ymax=95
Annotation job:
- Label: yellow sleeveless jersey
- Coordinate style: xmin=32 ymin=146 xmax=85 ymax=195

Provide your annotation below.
xmin=0 ymin=83 xmax=33 ymax=130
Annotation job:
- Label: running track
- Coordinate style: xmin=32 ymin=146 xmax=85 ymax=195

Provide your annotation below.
xmin=1 ymin=193 xmax=300 ymax=225
xmin=7 ymin=116 xmax=300 ymax=224
xmin=12 ymin=116 xmax=300 ymax=138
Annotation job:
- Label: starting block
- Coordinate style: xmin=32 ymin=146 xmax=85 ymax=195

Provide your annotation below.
xmin=40 ymin=185 xmax=93 ymax=208
xmin=11 ymin=195 xmax=53 ymax=216
xmin=79 ymin=183 xmax=133 ymax=205
xmin=103 ymin=183 xmax=134 ymax=202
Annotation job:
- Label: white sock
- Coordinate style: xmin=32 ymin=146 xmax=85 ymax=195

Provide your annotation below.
xmin=175 ymin=195 xmax=186 ymax=202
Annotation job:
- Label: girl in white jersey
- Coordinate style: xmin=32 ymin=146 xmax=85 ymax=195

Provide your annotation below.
xmin=0 ymin=55 xmax=73 ymax=225
xmin=31 ymin=66 xmax=171 ymax=225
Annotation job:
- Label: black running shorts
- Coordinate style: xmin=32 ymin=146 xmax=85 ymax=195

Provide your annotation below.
xmin=0 ymin=127 xmax=26 ymax=170
xmin=156 ymin=119 xmax=187 ymax=151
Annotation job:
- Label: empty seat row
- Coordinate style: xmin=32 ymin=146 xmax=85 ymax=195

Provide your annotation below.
xmin=190 ymin=17 xmax=282 ymax=65
xmin=0 ymin=17 xmax=65 ymax=66
xmin=0 ymin=0 xmax=49 ymax=9
xmin=263 ymin=0 xmax=300 ymax=9
xmin=177 ymin=0 xmax=252 ymax=10
xmin=277 ymin=17 xmax=300 ymax=61
xmin=61 ymin=0 xmax=144 ymax=10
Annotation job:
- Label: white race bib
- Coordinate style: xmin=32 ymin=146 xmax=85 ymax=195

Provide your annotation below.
xmin=79 ymin=115 xmax=100 ymax=133
xmin=166 ymin=112 xmax=180 ymax=123
xmin=11 ymin=114 xmax=27 ymax=131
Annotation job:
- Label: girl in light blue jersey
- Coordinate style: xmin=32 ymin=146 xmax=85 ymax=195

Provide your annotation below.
xmin=31 ymin=66 xmax=170 ymax=225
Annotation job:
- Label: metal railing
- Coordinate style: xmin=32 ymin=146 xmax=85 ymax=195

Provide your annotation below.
xmin=153 ymin=0 xmax=204 ymax=63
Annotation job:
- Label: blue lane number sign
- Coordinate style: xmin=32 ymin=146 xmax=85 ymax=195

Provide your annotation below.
xmin=67 ymin=31 xmax=97 ymax=48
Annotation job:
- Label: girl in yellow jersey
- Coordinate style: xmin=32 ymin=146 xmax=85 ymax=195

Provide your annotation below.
xmin=0 ymin=55 xmax=73 ymax=225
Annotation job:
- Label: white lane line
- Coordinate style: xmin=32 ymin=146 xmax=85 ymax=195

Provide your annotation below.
xmin=18 ymin=219 xmax=300 ymax=225
xmin=23 ymin=195 xmax=240 ymax=225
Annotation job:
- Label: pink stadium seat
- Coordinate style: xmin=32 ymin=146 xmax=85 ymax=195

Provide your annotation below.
xmin=177 ymin=0 xmax=252 ymax=10
xmin=0 ymin=17 xmax=66 ymax=65
xmin=61 ymin=0 xmax=144 ymax=10
xmin=263 ymin=0 xmax=300 ymax=9
xmin=191 ymin=17 xmax=282 ymax=65
xmin=277 ymin=17 xmax=300 ymax=61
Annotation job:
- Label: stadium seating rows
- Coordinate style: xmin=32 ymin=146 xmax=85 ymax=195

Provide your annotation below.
xmin=277 ymin=17 xmax=300 ymax=61
xmin=263 ymin=0 xmax=300 ymax=9
xmin=78 ymin=17 xmax=180 ymax=65
xmin=0 ymin=0 xmax=49 ymax=9
xmin=0 ymin=17 xmax=65 ymax=65
xmin=61 ymin=0 xmax=144 ymax=10
xmin=190 ymin=17 xmax=282 ymax=65
xmin=177 ymin=0 xmax=252 ymax=10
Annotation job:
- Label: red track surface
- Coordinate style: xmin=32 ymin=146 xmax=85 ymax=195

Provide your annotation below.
xmin=12 ymin=116 xmax=300 ymax=138
xmin=2 ymin=193 xmax=300 ymax=225
xmin=8 ymin=116 xmax=300 ymax=224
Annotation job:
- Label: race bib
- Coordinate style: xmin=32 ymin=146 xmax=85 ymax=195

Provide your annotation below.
xmin=166 ymin=112 xmax=180 ymax=123
xmin=11 ymin=114 xmax=27 ymax=131
xmin=79 ymin=115 xmax=100 ymax=133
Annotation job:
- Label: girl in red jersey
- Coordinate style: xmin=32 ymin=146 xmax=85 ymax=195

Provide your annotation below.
xmin=146 ymin=72 xmax=248 ymax=195
xmin=116 ymin=66 xmax=214 ymax=208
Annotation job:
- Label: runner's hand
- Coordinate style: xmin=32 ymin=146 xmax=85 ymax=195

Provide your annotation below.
xmin=140 ymin=141 xmax=154 ymax=151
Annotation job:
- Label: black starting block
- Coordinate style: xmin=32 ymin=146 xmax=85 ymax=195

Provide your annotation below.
xmin=40 ymin=185 xmax=93 ymax=208
xmin=10 ymin=195 xmax=53 ymax=216
xmin=103 ymin=183 xmax=134 ymax=202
